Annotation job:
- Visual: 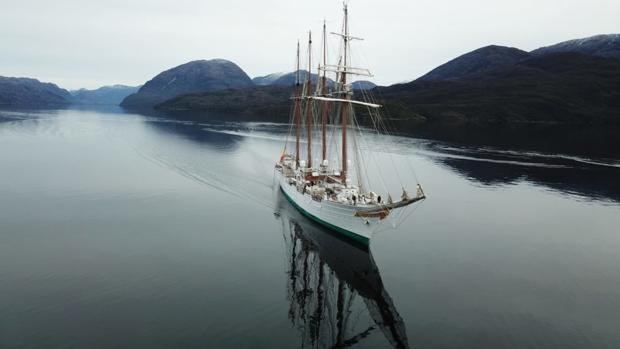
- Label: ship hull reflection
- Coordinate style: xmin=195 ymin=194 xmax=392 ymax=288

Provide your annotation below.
xmin=275 ymin=192 xmax=410 ymax=348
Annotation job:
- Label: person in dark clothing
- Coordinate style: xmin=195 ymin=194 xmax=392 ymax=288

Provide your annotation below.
xmin=378 ymin=195 xmax=382 ymax=204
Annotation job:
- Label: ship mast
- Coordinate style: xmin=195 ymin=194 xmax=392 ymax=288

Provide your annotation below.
xmin=295 ymin=41 xmax=302 ymax=167
xmin=325 ymin=3 xmax=371 ymax=181
xmin=320 ymin=20 xmax=328 ymax=162
xmin=340 ymin=3 xmax=349 ymax=181
xmin=305 ymin=31 xmax=313 ymax=169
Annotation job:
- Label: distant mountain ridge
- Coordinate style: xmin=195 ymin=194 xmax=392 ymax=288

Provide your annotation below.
xmin=121 ymin=59 xmax=253 ymax=108
xmin=156 ymin=34 xmax=620 ymax=127
xmin=419 ymin=45 xmax=531 ymax=81
xmin=2 ymin=33 xmax=618 ymax=120
xmin=71 ymin=85 xmax=139 ymax=105
xmin=252 ymin=72 xmax=287 ymax=86
xmin=270 ymin=70 xmax=335 ymax=87
xmin=420 ymin=34 xmax=620 ymax=82
xmin=378 ymin=52 xmax=620 ymax=125
xmin=351 ymin=80 xmax=377 ymax=90
xmin=0 ymin=76 xmax=71 ymax=108
xmin=532 ymin=34 xmax=620 ymax=58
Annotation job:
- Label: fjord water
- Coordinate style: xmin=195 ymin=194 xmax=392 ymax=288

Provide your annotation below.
xmin=1 ymin=108 xmax=619 ymax=349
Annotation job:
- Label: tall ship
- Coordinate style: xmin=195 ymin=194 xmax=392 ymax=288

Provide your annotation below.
xmin=275 ymin=3 xmax=426 ymax=245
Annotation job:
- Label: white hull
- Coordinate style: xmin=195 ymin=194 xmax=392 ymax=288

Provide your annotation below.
xmin=276 ymin=171 xmax=387 ymax=244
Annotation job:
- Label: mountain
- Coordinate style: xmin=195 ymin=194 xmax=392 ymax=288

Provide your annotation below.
xmin=155 ymin=35 xmax=620 ymax=128
xmin=270 ymin=70 xmax=335 ymax=86
xmin=155 ymin=70 xmax=334 ymax=117
xmin=252 ymin=72 xmax=288 ymax=86
xmin=120 ymin=59 xmax=254 ymax=108
xmin=351 ymin=80 xmax=377 ymax=90
xmin=419 ymin=45 xmax=531 ymax=81
xmin=0 ymin=76 xmax=72 ymax=108
xmin=378 ymin=52 xmax=620 ymax=125
xmin=158 ymin=52 xmax=620 ymax=126
xmin=271 ymin=70 xmax=313 ymax=86
xmin=251 ymin=70 xmax=336 ymax=89
xmin=156 ymin=85 xmax=292 ymax=121
xmin=71 ymin=85 xmax=140 ymax=105
xmin=531 ymin=34 xmax=620 ymax=58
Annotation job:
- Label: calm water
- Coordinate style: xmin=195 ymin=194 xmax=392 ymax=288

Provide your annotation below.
xmin=1 ymin=108 xmax=619 ymax=348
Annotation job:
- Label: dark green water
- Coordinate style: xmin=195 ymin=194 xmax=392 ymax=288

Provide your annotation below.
xmin=1 ymin=108 xmax=619 ymax=348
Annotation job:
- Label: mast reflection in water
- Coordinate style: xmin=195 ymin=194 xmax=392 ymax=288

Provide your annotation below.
xmin=275 ymin=192 xmax=409 ymax=349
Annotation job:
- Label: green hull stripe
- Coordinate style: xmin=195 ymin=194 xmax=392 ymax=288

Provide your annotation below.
xmin=280 ymin=186 xmax=370 ymax=245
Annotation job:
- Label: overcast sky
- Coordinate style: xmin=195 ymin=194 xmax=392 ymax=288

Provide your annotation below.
xmin=1 ymin=0 xmax=618 ymax=90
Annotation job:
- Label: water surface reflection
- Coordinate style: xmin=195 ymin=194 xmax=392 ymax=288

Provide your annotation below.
xmin=2 ymin=108 xmax=619 ymax=348
xmin=420 ymin=142 xmax=620 ymax=203
xmin=276 ymin=192 xmax=409 ymax=349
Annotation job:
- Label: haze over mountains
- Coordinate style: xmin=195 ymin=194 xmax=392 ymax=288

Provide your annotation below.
xmin=71 ymin=85 xmax=140 ymax=106
xmin=255 ymin=70 xmax=335 ymax=87
xmin=1 ymin=34 xmax=618 ymax=127
xmin=252 ymin=72 xmax=288 ymax=86
xmin=0 ymin=79 xmax=140 ymax=108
